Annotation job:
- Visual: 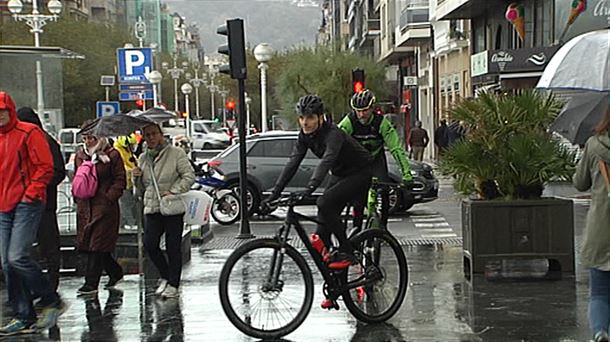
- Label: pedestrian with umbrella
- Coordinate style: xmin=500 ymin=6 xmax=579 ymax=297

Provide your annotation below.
xmin=74 ymin=119 xmax=126 ymax=295
xmin=573 ymin=101 xmax=610 ymax=342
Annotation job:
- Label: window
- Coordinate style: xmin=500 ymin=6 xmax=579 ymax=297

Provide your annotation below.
xmin=248 ymin=139 xmax=296 ymax=158
xmin=193 ymin=123 xmax=205 ymax=133
xmin=534 ymin=0 xmax=553 ymax=46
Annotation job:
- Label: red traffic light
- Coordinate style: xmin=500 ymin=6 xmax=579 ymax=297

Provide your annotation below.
xmin=353 ymin=81 xmax=364 ymax=93
xmin=226 ymin=100 xmax=236 ymax=110
xmin=135 ymin=99 xmax=144 ymax=108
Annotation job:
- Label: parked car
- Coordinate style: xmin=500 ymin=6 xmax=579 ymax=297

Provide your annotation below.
xmin=191 ymin=120 xmax=231 ymax=149
xmin=208 ymin=131 xmax=439 ymax=216
xmin=58 ymin=128 xmax=81 ymax=160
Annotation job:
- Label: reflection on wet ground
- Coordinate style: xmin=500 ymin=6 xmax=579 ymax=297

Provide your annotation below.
xmin=0 ymin=245 xmax=590 ymax=341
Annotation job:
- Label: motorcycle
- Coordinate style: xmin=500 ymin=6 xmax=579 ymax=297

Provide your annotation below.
xmin=193 ymin=162 xmax=240 ymax=226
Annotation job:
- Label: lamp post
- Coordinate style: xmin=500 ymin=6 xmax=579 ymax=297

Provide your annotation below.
xmin=181 ymin=83 xmax=193 ymax=142
xmin=206 ymin=66 xmax=219 ymax=120
xmin=218 ymin=88 xmax=229 ymax=126
xmin=188 ymin=63 xmax=206 ymax=120
xmin=254 ymin=43 xmax=273 ymax=133
xmin=8 ymin=0 xmax=62 ymax=118
xmin=162 ymin=55 xmax=186 ymax=113
xmin=147 ymin=71 xmax=162 ymax=107
xmin=245 ymin=93 xmax=252 ymax=131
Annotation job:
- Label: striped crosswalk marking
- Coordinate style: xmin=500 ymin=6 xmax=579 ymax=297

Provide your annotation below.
xmin=411 ymin=208 xmax=457 ymax=238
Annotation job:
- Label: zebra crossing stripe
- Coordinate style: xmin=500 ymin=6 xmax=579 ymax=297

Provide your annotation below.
xmin=413 ymin=222 xmax=450 ymax=228
xmin=412 ymin=217 xmax=446 ymax=222
xmin=421 ymin=233 xmax=458 ymax=238
xmin=421 ymin=228 xmax=454 ymax=233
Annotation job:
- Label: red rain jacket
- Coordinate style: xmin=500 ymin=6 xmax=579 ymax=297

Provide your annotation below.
xmin=0 ymin=92 xmax=53 ymax=212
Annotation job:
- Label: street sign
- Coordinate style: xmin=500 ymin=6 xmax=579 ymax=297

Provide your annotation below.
xmin=100 ymin=75 xmax=115 ymax=86
xmin=117 ymin=48 xmax=153 ymax=83
xmin=96 ymin=101 xmax=120 ymax=118
xmin=226 ymin=119 xmax=236 ymax=129
xmin=119 ymin=83 xmax=153 ymax=92
xmin=119 ymin=91 xmax=153 ymax=101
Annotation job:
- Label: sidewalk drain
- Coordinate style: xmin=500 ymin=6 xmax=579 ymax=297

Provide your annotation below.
xmin=200 ymin=236 xmax=463 ymax=250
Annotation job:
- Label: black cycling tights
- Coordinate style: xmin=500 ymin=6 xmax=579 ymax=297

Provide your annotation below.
xmin=316 ymin=170 xmax=371 ymax=253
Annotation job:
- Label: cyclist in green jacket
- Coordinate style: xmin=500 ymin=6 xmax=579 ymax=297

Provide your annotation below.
xmin=338 ymin=89 xmax=413 ymax=228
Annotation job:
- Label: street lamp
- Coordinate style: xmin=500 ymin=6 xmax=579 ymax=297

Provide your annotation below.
xmin=254 ymin=43 xmax=273 ymax=133
xmin=245 ymin=93 xmax=252 ymax=132
xmin=206 ymin=66 xmax=219 ymax=120
xmin=188 ymin=63 xmax=207 ymax=120
xmin=181 ymin=82 xmax=193 ymax=142
xmin=218 ymin=88 xmax=229 ymax=126
xmin=8 ymin=0 xmax=62 ymax=118
xmin=162 ymin=55 xmax=186 ymax=113
xmin=147 ymin=70 xmax=162 ymax=107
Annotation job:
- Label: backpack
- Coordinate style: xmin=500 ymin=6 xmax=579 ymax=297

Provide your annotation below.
xmin=72 ymin=160 xmax=98 ymax=199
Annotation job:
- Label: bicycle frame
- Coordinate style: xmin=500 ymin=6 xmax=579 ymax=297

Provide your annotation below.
xmin=264 ymin=203 xmax=378 ymax=301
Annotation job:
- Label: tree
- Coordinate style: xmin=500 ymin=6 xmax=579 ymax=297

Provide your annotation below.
xmin=273 ymin=46 xmax=389 ymax=123
xmin=1 ymin=15 xmax=131 ymax=126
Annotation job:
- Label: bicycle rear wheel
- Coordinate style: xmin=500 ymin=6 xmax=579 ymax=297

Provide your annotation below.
xmin=342 ymin=229 xmax=408 ymax=323
xmin=218 ymin=239 xmax=314 ymax=339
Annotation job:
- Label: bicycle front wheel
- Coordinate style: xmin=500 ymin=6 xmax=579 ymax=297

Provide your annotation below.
xmin=342 ymin=229 xmax=408 ymax=323
xmin=218 ymin=239 xmax=314 ymax=339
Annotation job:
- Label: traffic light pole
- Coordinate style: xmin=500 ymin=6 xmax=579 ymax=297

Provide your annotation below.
xmin=235 ymin=77 xmax=253 ymax=239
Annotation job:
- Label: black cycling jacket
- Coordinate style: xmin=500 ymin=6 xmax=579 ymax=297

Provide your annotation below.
xmin=272 ymin=121 xmax=373 ymax=195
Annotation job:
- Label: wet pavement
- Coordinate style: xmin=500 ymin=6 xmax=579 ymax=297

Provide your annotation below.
xmin=0 ymin=180 xmax=595 ymax=341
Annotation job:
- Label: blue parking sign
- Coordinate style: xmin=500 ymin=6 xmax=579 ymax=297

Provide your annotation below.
xmin=96 ymin=101 xmax=120 ymax=118
xmin=117 ymin=48 xmax=153 ymax=83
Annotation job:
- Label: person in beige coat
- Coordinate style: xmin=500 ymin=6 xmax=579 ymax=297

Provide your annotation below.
xmin=133 ymin=124 xmax=194 ymax=299
xmin=573 ymin=105 xmax=610 ymax=342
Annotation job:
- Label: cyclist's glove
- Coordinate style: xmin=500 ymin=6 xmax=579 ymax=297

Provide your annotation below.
xmin=260 ymin=192 xmax=280 ymax=215
xmin=293 ymin=188 xmax=313 ymax=201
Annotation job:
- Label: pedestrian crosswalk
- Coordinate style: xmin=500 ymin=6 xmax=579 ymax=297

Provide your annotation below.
xmin=410 ymin=210 xmax=457 ymax=239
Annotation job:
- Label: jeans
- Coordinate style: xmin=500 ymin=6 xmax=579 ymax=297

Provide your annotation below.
xmin=590 ymin=268 xmax=610 ymax=336
xmin=0 ymin=201 xmax=59 ymax=322
xmin=316 ymin=169 xmax=371 ymax=254
xmin=144 ymin=213 xmax=183 ymax=288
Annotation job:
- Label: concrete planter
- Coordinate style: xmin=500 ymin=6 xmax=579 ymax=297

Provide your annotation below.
xmin=462 ymin=197 xmax=574 ymax=280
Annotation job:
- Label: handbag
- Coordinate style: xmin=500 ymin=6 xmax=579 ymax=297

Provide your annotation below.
xmin=149 ymin=164 xmax=186 ymax=216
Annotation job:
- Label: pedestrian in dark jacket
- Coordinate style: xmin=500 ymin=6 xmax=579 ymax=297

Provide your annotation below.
xmin=0 ymin=91 xmax=66 ymax=335
xmin=74 ymin=122 xmax=126 ymax=296
xmin=408 ymin=120 xmax=429 ymax=161
xmin=434 ymin=119 xmax=449 ymax=159
xmin=17 ymin=107 xmax=65 ymax=292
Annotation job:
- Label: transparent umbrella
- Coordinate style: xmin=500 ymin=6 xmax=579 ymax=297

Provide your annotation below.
xmin=79 ymin=114 xmax=153 ymax=137
xmin=550 ymin=91 xmax=609 ymax=145
xmin=130 ymin=107 xmax=177 ymax=123
xmin=537 ymin=29 xmax=610 ymax=92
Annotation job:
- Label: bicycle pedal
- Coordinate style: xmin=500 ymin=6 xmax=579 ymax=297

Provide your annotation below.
xmin=320 ymin=299 xmax=339 ymax=310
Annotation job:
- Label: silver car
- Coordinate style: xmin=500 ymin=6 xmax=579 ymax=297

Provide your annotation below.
xmin=209 ymin=131 xmax=439 ymax=216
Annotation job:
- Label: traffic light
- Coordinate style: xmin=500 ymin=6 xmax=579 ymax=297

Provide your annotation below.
xmin=226 ymin=99 xmax=236 ymax=110
xmin=352 ymin=68 xmax=365 ymax=93
xmin=217 ymin=19 xmax=247 ymax=79
xmin=135 ymin=98 xmax=144 ymax=108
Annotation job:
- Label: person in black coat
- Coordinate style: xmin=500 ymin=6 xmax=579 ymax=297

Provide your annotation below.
xmin=17 ymin=107 xmax=66 ymax=292
xmin=434 ymin=119 xmax=449 ymax=159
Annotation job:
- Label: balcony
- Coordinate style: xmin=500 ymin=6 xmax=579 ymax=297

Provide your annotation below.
xmin=399 ymin=1 xmax=430 ymax=29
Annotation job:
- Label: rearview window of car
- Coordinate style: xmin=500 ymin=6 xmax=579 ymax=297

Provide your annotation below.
xmin=248 ymin=139 xmax=296 ymax=158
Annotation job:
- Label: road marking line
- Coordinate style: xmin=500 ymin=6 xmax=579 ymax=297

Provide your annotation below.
xmin=421 ymin=228 xmax=454 ymax=233
xmin=412 ymin=217 xmax=447 ymax=222
xmin=414 ymin=222 xmax=450 ymax=228
xmin=421 ymin=233 xmax=458 ymax=238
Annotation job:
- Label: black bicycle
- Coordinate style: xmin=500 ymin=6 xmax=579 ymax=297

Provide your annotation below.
xmin=218 ymin=193 xmax=408 ymax=340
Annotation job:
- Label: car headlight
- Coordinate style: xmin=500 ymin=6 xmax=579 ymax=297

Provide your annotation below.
xmin=410 ymin=170 xmax=420 ymax=177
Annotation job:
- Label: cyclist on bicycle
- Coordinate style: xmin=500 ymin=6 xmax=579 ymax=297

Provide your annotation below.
xmin=261 ymin=95 xmax=373 ymax=269
xmin=338 ymin=89 xmax=413 ymax=229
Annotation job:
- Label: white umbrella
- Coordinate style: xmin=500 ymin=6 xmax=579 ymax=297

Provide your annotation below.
xmin=537 ymin=29 xmax=610 ymax=92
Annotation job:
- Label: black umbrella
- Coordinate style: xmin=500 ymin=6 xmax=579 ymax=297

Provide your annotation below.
xmin=130 ymin=107 xmax=177 ymax=123
xmin=550 ymin=91 xmax=609 ymax=145
xmin=79 ymin=114 xmax=154 ymax=137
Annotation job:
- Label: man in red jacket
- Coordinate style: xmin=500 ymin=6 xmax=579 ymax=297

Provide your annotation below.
xmin=0 ymin=91 xmax=66 ymax=336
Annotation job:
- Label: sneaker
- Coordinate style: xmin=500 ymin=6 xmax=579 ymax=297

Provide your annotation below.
xmin=35 ymin=299 xmax=67 ymax=330
xmin=104 ymin=274 xmax=123 ymax=289
xmin=327 ymin=251 xmax=357 ymax=270
xmin=154 ymin=279 xmax=168 ymax=296
xmin=595 ymin=331 xmax=609 ymax=342
xmin=0 ymin=319 xmax=35 ymax=336
xmin=77 ymin=284 xmax=98 ymax=296
xmin=161 ymin=285 xmax=179 ymax=298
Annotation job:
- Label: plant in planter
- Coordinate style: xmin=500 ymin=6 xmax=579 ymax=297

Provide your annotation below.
xmin=439 ymin=90 xmax=577 ymax=280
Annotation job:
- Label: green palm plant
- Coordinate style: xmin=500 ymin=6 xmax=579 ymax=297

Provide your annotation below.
xmin=439 ymin=90 xmax=576 ymax=199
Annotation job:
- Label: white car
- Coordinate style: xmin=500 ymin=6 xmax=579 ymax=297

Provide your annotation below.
xmin=190 ymin=120 xmax=230 ymax=150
